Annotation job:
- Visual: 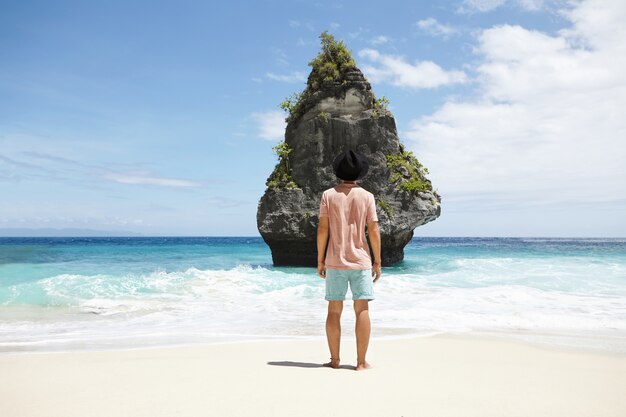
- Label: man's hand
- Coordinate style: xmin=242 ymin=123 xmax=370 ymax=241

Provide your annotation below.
xmin=372 ymin=262 xmax=381 ymax=283
xmin=317 ymin=261 xmax=327 ymax=279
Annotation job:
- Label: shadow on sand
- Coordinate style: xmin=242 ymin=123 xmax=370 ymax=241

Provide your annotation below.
xmin=267 ymin=361 xmax=356 ymax=370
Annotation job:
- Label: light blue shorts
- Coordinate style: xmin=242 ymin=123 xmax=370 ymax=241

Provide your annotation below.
xmin=325 ymin=268 xmax=374 ymax=301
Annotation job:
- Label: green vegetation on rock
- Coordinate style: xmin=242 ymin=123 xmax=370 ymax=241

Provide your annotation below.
xmin=279 ymin=91 xmax=306 ymax=119
xmin=376 ymin=198 xmax=396 ymax=218
xmin=317 ymin=111 xmax=329 ymax=122
xmin=280 ymin=31 xmax=357 ymax=123
xmin=307 ymin=31 xmax=356 ymax=89
xmin=373 ymin=94 xmax=389 ymax=110
xmin=386 ymin=145 xmax=432 ymax=194
xmin=372 ymin=94 xmax=390 ymax=117
xmin=266 ymin=142 xmax=299 ymax=190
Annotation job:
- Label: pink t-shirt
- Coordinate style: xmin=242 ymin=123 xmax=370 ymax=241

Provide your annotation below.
xmin=319 ymin=183 xmax=378 ymax=270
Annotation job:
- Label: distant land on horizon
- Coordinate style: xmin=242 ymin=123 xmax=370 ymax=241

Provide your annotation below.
xmin=0 ymin=229 xmax=623 ymax=239
xmin=0 ymin=228 xmax=144 ymax=237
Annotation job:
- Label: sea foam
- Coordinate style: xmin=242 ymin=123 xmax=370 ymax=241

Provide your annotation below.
xmin=1 ymin=261 xmax=625 ymax=353
xmin=1 ymin=237 xmax=625 ymax=353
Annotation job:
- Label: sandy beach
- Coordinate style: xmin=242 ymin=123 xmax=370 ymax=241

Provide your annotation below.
xmin=1 ymin=334 xmax=625 ymax=417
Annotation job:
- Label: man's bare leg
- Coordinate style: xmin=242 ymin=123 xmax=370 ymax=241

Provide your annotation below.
xmin=354 ymin=299 xmax=372 ymax=370
xmin=324 ymin=300 xmax=343 ymax=368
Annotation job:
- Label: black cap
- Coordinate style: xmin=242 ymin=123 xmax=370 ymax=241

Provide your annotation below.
xmin=333 ymin=150 xmax=370 ymax=181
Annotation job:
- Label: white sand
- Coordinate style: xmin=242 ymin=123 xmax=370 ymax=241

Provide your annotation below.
xmin=1 ymin=334 xmax=625 ymax=417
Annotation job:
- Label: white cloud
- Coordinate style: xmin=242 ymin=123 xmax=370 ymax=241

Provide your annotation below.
xmin=288 ymin=19 xmax=315 ymax=31
xmin=266 ymin=71 xmax=307 ymax=83
xmin=460 ymin=0 xmax=507 ymax=12
xmin=405 ymin=0 xmax=626 ymax=210
xmin=207 ymin=196 xmax=249 ymax=209
xmin=0 ymin=139 xmax=210 ymax=190
xmin=458 ymin=0 xmax=547 ymax=13
xmin=102 ymin=171 xmax=202 ymax=188
xmin=101 ymin=216 xmax=145 ymax=226
xmin=415 ymin=18 xmax=458 ymax=38
xmin=250 ymin=110 xmax=286 ymax=141
xmin=370 ymin=35 xmax=390 ymax=45
xmin=518 ymin=0 xmax=543 ymax=10
xmin=349 ymin=27 xmax=369 ymax=39
xmin=270 ymin=47 xmax=289 ymax=66
xmin=358 ymin=48 xmax=468 ymax=89
xmin=296 ymin=37 xmax=314 ymax=47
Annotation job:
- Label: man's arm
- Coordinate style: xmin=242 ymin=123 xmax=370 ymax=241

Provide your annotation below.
xmin=367 ymin=220 xmax=382 ymax=282
xmin=317 ymin=217 xmax=329 ymax=278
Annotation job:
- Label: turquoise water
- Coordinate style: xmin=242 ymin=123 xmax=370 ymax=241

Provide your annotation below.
xmin=1 ymin=237 xmax=625 ymax=353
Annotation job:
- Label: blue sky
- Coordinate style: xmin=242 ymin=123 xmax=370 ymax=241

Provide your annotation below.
xmin=1 ymin=0 xmax=625 ymax=237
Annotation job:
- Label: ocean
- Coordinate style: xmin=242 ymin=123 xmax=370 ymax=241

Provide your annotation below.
xmin=1 ymin=237 xmax=625 ymax=354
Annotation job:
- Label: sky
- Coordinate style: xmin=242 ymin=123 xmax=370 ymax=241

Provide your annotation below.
xmin=1 ymin=0 xmax=625 ymax=237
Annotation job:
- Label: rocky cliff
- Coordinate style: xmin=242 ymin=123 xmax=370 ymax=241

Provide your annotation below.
xmin=257 ymin=32 xmax=441 ymax=266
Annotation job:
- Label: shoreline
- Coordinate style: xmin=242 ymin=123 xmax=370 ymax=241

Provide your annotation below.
xmin=1 ymin=333 xmax=625 ymax=417
xmin=2 ymin=328 xmax=625 ymax=357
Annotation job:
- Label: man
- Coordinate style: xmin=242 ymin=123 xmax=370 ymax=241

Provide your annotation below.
xmin=317 ymin=149 xmax=382 ymax=371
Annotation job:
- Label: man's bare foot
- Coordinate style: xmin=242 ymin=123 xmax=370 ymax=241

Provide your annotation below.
xmin=323 ymin=357 xmax=340 ymax=369
xmin=356 ymin=361 xmax=372 ymax=371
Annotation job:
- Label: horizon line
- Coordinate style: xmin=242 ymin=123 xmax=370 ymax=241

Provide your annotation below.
xmin=1 ymin=235 xmax=625 ymax=239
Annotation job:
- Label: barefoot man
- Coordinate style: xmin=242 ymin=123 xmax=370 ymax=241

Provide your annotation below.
xmin=317 ymin=149 xmax=382 ymax=371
